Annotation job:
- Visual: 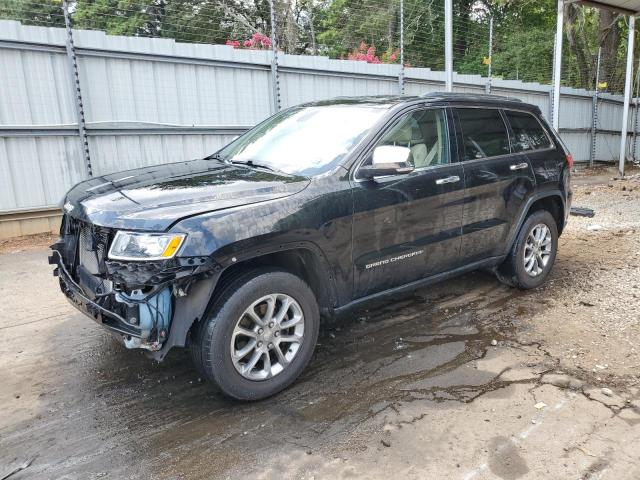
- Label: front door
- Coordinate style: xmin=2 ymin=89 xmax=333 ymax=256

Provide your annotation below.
xmin=454 ymin=107 xmax=536 ymax=263
xmin=350 ymin=107 xmax=465 ymax=299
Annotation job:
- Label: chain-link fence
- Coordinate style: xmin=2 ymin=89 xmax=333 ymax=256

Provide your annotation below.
xmin=0 ymin=0 xmax=638 ymax=94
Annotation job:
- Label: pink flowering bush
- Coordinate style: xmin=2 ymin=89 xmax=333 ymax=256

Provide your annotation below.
xmin=226 ymin=32 xmax=272 ymax=50
xmin=345 ymin=42 xmax=401 ymax=64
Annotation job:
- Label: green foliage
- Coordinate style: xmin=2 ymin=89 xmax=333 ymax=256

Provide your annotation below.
xmin=491 ymin=28 xmax=554 ymax=84
xmin=316 ymin=0 xmax=399 ymax=58
xmin=72 ymin=0 xmax=230 ymax=42
xmin=154 ymin=0 xmax=228 ymax=44
xmin=0 ymin=0 xmax=632 ymax=92
xmin=0 ymin=0 xmax=65 ymax=27
xmin=455 ymin=0 xmax=556 ymax=82
xmin=73 ymin=0 xmax=155 ymax=36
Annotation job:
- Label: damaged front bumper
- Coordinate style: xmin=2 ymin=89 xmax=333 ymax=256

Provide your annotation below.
xmin=50 ymin=219 xmax=221 ymax=360
xmin=53 ymin=250 xmax=146 ymax=340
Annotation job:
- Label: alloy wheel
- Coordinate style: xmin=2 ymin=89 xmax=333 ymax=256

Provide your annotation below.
xmin=230 ymin=293 xmax=305 ymax=380
xmin=523 ymin=223 xmax=553 ymax=277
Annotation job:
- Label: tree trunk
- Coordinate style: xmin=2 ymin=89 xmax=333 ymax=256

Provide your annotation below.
xmin=387 ymin=3 xmax=397 ymax=52
xmin=564 ymin=4 xmax=592 ymax=89
xmin=308 ymin=1 xmax=316 ymax=55
xmin=454 ymin=0 xmax=474 ymax=59
xmin=284 ymin=0 xmax=297 ymax=53
xmin=598 ymin=9 xmax=621 ymax=91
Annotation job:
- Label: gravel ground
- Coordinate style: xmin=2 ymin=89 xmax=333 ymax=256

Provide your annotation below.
xmin=522 ymin=168 xmax=640 ymax=387
xmin=1 ymin=167 xmax=639 ymax=480
xmin=0 ymin=232 xmax=57 ymax=255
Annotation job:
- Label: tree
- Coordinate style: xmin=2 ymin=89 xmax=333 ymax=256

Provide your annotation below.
xmin=597 ymin=8 xmax=623 ymax=91
xmin=485 ymin=0 xmax=558 ymax=84
xmin=0 ymin=0 xmax=65 ymax=28
xmin=0 ymin=0 xmax=630 ymax=93
xmin=316 ymin=0 xmax=400 ymax=59
xmin=73 ymin=0 xmax=162 ymax=36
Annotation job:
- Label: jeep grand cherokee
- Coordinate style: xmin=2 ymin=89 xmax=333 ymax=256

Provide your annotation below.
xmin=51 ymin=93 xmax=572 ymax=400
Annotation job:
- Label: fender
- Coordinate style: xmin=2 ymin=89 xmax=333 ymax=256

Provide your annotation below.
xmin=150 ymin=239 xmax=339 ymax=360
xmin=213 ymin=239 xmax=340 ymax=308
xmin=503 ymin=189 xmax=566 ymax=256
xmin=150 ymin=273 xmax=219 ymax=361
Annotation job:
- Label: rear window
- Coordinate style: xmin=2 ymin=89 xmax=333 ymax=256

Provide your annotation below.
xmin=505 ymin=110 xmax=552 ymax=152
xmin=457 ymin=108 xmax=510 ymax=160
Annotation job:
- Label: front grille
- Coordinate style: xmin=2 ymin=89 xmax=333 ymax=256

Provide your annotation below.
xmin=78 ymin=224 xmax=109 ymax=275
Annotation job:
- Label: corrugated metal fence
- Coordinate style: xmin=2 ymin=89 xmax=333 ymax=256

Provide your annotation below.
xmin=0 ymin=19 xmax=636 ymax=219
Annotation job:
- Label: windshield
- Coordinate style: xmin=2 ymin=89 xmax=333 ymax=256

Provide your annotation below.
xmin=216 ymin=104 xmax=388 ymax=176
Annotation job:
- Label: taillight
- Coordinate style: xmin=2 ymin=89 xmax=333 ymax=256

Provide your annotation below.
xmin=566 ymin=153 xmax=574 ymax=168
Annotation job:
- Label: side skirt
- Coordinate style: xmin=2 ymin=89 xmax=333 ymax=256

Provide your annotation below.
xmin=333 ymin=256 xmax=505 ymax=316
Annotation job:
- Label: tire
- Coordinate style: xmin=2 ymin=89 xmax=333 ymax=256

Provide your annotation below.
xmin=188 ymin=326 xmax=207 ymax=379
xmin=189 ymin=266 xmax=248 ymax=379
xmin=496 ymin=210 xmax=558 ymax=290
xmin=192 ymin=267 xmax=320 ymax=401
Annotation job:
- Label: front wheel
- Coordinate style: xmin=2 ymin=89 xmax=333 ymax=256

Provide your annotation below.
xmin=192 ymin=268 xmax=320 ymax=400
xmin=496 ymin=210 xmax=558 ymax=289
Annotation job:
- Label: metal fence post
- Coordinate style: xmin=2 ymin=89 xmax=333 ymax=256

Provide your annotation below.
xmin=618 ymin=15 xmax=635 ymax=177
xmin=269 ymin=0 xmax=281 ymax=113
xmin=589 ymin=47 xmax=601 ymax=168
xmin=551 ymin=0 xmax=564 ymax=131
xmin=62 ymin=0 xmax=92 ymax=177
xmin=444 ymin=0 xmax=453 ymax=92
xmin=398 ymin=0 xmax=405 ymax=95
xmin=632 ymin=58 xmax=640 ymax=162
xmin=485 ymin=16 xmax=493 ymax=94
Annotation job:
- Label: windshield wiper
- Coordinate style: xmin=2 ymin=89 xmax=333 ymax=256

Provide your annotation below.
xmin=229 ymin=159 xmax=280 ymax=173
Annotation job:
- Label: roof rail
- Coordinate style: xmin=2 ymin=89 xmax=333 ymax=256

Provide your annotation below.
xmin=420 ymin=92 xmax=523 ymax=102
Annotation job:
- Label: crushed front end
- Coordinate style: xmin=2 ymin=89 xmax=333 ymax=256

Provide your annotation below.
xmin=50 ymin=214 xmax=219 ymax=359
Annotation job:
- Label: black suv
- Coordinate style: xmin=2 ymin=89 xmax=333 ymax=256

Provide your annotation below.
xmin=51 ymin=93 xmax=572 ymax=400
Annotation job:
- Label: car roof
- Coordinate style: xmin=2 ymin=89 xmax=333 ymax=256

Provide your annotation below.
xmin=303 ymin=93 xmax=537 ymax=112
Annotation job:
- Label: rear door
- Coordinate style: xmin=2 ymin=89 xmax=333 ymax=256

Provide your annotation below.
xmin=350 ymin=106 xmax=465 ymax=299
xmin=454 ymin=107 xmax=536 ymax=263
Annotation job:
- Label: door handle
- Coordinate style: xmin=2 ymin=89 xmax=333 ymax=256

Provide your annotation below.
xmin=510 ymin=162 xmax=529 ymax=171
xmin=435 ymin=175 xmax=460 ymax=185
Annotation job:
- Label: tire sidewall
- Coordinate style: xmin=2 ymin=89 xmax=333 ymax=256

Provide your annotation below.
xmin=513 ymin=210 xmax=558 ymax=289
xmin=202 ymin=270 xmax=320 ymax=400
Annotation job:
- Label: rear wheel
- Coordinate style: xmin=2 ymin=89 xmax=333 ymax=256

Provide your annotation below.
xmin=496 ymin=210 xmax=558 ymax=289
xmin=192 ymin=268 xmax=320 ymax=400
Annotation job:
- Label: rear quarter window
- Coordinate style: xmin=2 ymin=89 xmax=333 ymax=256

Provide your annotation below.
xmin=504 ymin=110 xmax=553 ymax=152
xmin=456 ymin=108 xmax=510 ymax=160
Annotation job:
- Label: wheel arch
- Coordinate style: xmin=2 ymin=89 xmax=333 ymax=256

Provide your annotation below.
xmin=505 ymin=191 xmax=565 ymax=255
xmin=527 ymin=194 xmax=565 ymax=235
xmin=210 ymin=243 xmax=338 ymax=317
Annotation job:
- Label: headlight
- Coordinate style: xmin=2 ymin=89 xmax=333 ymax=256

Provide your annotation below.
xmin=108 ymin=231 xmax=186 ymax=261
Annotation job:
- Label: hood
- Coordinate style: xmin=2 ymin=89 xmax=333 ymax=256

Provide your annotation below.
xmin=64 ymin=159 xmax=310 ymax=231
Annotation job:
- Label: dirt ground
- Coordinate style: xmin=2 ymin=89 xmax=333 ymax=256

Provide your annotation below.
xmin=1 ymin=167 xmax=639 ymax=480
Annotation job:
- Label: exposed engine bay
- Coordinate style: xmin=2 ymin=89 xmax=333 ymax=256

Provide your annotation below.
xmin=50 ymin=215 xmax=219 ymax=358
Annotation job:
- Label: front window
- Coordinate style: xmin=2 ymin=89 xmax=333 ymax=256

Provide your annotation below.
xmin=364 ymin=108 xmax=449 ymax=169
xmin=216 ymin=104 xmax=387 ymax=176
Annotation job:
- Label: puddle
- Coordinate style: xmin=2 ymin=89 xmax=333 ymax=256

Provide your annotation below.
xmin=1 ymin=271 xmax=533 ymax=479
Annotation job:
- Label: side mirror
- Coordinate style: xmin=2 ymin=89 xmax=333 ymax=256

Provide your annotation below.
xmin=359 ymin=146 xmax=414 ymax=179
